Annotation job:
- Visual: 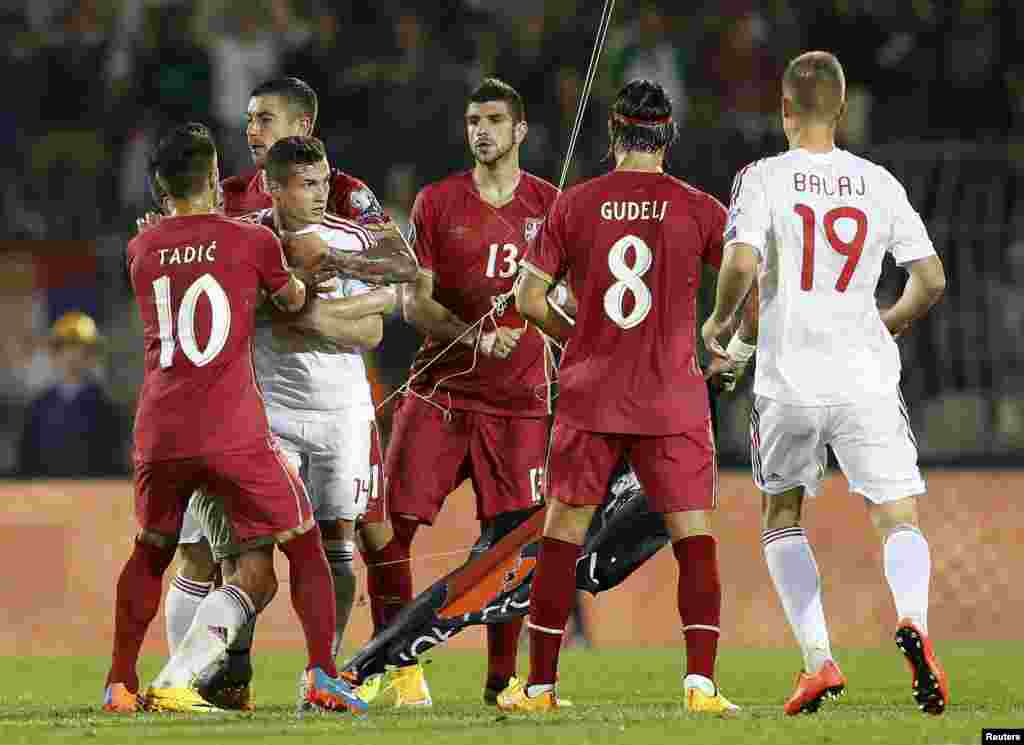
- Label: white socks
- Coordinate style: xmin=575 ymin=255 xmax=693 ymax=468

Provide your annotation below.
xmin=883 ymin=526 xmax=931 ymax=633
xmin=151 ymin=585 xmax=256 ymax=689
xmin=324 ymin=539 xmax=356 ymax=659
xmin=762 ymin=527 xmax=833 ymax=674
xmin=165 ymin=573 xmax=212 ymax=655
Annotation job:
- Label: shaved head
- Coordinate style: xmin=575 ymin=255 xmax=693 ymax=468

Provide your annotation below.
xmin=783 ymin=51 xmax=846 ymax=124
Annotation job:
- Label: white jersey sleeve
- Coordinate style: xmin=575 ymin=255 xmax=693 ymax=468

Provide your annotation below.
xmin=724 ymin=161 xmax=771 ymax=257
xmin=884 ymin=173 xmax=936 ymax=265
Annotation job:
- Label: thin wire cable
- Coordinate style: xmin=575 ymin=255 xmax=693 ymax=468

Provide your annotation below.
xmin=558 ymin=0 xmax=617 ymax=191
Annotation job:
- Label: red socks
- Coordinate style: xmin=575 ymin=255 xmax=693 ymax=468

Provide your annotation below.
xmin=106 ymin=538 xmax=176 ymax=691
xmin=279 ymin=526 xmax=338 ymax=677
xmin=673 ymin=535 xmax=721 ymax=680
xmin=527 ymin=537 xmax=582 ymax=687
xmin=364 ymin=517 xmax=417 ymax=634
xmin=486 ymin=617 xmax=523 ymax=690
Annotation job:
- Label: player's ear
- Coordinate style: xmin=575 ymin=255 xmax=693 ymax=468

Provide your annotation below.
xmin=515 ymin=119 xmax=528 ymax=144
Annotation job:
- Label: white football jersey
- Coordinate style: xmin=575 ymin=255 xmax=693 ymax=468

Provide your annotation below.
xmin=253 ymin=214 xmax=377 ymax=413
xmin=725 ymin=148 xmax=935 ymax=405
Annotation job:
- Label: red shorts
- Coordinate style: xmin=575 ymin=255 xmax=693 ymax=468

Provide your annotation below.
xmin=385 ymin=395 xmax=548 ymax=524
xmin=134 ymin=438 xmax=314 ymax=548
xmin=547 ymin=419 xmax=717 ymax=513
xmin=362 ymin=418 xmax=388 ymax=524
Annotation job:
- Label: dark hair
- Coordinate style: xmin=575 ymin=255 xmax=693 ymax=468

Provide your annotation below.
xmin=250 ymin=77 xmax=319 ymax=129
xmin=152 ymin=123 xmax=217 ymax=200
xmin=468 ymin=77 xmax=525 ymax=122
xmin=608 ymin=79 xmax=678 ymax=155
xmin=265 ymin=135 xmax=328 ymax=187
xmin=148 ymin=123 xmax=214 ymax=211
xmin=783 ymin=51 xmax=846 ymax=123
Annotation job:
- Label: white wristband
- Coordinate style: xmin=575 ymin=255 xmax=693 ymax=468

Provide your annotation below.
xmin=725 ymin=336 xmax=756 ymax=364
xmin=549 ymin=283 xmax=569 ymax=307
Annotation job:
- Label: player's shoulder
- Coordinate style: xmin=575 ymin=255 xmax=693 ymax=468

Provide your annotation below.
xmin=221 ymin=169 xmax=257 ymax=194
xmin=415 ymin=170 xmax=473 ymax=210
xmin=842 ymin=150 xmax=903 ymax=191
xmin=321 ymin=211 xmax=374 ymax=244
xmin=519 ymin=171 xmax=560 ymax=203
xmin=328 ymin=168 xmax=388 ymax=221
xmin=217 ymin=213 xmax=278 ymax=242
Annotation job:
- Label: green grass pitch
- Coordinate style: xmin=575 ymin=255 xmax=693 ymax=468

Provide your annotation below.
xmin=1 ymin=644 xmax=1020 ymax=744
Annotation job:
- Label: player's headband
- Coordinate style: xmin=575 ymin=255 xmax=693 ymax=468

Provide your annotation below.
xmin=614 ymin=113 xmax=673 ymax=127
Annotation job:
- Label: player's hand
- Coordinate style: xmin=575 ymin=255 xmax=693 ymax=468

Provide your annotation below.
xmin=701 ymin=316 xmax=731 ymax=362
xmin=281 ymin=230 xmax=330 ymax=270
xmin=879 ymin=306 xmax=910 ymax=337
xmin=135 ymin=211 xmax=163 ymax=235
xmin=480 ymin=326 xmax=523 ymax=359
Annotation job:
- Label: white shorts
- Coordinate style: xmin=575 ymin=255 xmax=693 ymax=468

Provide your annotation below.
xmin=267 ymin=405 xmax=374 ymax=522
xmin=750 ymin=393 xmax=925 ymax=504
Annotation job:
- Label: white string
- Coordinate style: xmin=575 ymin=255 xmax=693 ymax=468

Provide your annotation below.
xmin=558 ymin=0 xmax=617 ymax=191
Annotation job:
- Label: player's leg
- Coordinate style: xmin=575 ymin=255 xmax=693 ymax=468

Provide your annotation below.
xmin=307 ymin=413 xmax=375 ymax=659
xmin=364 ymin=397 xmax=469 ymax=706
xmin=165 ymin=496 xmax=216 ymax=654
xmin=830 ymin=394 xmax=946 ymax=714
xmin=631 ymin=423 xmax=737 ymax=715
xmin=753 ymin=396 xmax=844 ymax=714
xmin=104 ymin=459 xmax=196 ymax=711
xmin=158 ymin=445 xmax=364 ymax=713
xmin=367 ymin=397 xmax=466 ymax=638
xmin=468 ymin=412 xmax=548 ymax=703
xmin=146 ymin=544 xmax=273 ymax=710
xmin=186 ymin=489 xmax=258 ymax=710
xmin=497 ymin=422 xmax=610 ymax=713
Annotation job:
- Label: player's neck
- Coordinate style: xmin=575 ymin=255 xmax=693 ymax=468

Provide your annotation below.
xmin=473 ymin=156 xmax=521 ymax=208
xmin=274 ymin=206 xmax=313 ymax=234
xmin=788 ymin=125 xmax=836 ymax=154
xmin=614 ymin=150 xmax=664 ymax=173
xmin=170 ymin=195 xmax=216 ymax=216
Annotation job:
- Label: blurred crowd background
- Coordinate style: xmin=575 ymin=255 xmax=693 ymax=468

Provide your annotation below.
xmin=1 ymin=0 xmax=1021 ymax=477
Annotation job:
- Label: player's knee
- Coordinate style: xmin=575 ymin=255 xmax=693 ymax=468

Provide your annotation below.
xmin=226 ymin=548 xmax=278 ymax=611
xmin=761 ymin=489 xmax=803 ymax=531
xmin=867 ymin=496 xmax=920 ymax=538
xmin=358 ymin=520 xmax=393 ymax=554
xmin=664 ymin=509 xmax=714 ymax=542
xmin=542 ymin=500 xmax=593 ymax=545
xmin=178 ymin=540 xmax=217 ymax=582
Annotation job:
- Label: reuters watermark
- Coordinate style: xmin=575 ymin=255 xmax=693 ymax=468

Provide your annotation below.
xmin=983 ymin=729 xmax=1024 ymax=743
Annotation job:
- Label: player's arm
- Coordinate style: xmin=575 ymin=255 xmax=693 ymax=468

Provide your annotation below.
xmin=285 ymin=287 xmax=398 ymax=351
xmin=515 ymin=269 xmax=574 ymax=342
xmin=282 ymin=224 xmax=416 ymax=285
xmin=879 ymin=178 xmax=946 ymax=336
xmin=701 ymin=241 xmax=760 ymax=371
xmin=879 ymin=255 xmax=946 ymax=336
xmin=403 ymin=272 xmax=519 ymax=358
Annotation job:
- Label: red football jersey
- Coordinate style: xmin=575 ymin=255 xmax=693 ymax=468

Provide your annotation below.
xmin=221 ymin=167 xmax=389 ymax=224
xmin=128 ymin=214 xmax=292 ymax=461
xmin=409 ymin=170 xmax=559 ymax=416
xmin=523 ymin=170 xmax=725 ymax=435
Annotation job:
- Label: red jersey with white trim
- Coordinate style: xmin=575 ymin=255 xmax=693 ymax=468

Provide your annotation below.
xmin=523 ymin=170 xmax=725 ymax=435
xmin=408 ymin=170 xmax=559 ymax=417
xmin=128 ymin=214 xmax=292 ymax=461
xmin=222 ymin=167 xmax=389 ymax=224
